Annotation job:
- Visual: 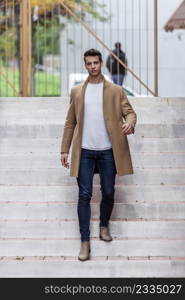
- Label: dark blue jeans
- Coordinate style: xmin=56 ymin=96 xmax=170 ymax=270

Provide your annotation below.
xmin=77 ymin=148 xmax=117 ymax=241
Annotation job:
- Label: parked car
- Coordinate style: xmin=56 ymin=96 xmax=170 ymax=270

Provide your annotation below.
xmin=68 ymin=73 xmax=152 ymax=97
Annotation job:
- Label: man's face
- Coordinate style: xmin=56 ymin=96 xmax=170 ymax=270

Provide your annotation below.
xmin=84 ymin=56 xmax=103 ymax=76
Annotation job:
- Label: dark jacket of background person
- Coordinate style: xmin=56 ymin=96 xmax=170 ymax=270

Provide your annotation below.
xmin=106 ymin=48 xmax=127 ymax=75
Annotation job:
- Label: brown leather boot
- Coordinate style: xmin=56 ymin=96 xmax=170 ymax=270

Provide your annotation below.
xmin=99 ymin=226 xmax=113 ymax=242
xmin=78 ymin=241 xmax=91 ymax=261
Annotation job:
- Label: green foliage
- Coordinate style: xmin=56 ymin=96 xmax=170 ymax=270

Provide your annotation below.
xmin=0 ymin=64 xmax=60 ymax=97
xmin=35 ymin=70 xmax=60 ymax=96
xmin=75 ymin=0 xmax=109 ymax=22
xmin=32 ymin=17 xmax=63 ymax=65
xmin=0 ymin=27 xmax=17 ymax=64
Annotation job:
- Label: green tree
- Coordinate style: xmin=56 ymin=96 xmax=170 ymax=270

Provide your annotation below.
xmin=0 ymin=0 xmax=109 ymax=95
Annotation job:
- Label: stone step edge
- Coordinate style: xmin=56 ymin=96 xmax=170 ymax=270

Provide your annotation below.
xmin=1 ymin=218 xmax=185 ymax=222
xmin=1 ymin=184 xmax=184 ymax=187
xmin=1 ymin=256 xmax=185 ymax=261
xmin=1 ymin=200 xmax=185 ymax=204
xmin=1 ymin=152 xmax=185 ymax=156
xmin=0 ymin=183 xmax=184 ymax=186
xmin=1 ymin=218 xmax=185 ymax=221
xmin=1 ymin=152 xmax=185 ymax=154
xmin=1 ymin=167 xmax=185 ymax=170
xmin=1 ymin=122 xmax=185 ymax=125
xmin=1 ymin=237 xmax=185 ymax=241
xmin=1 ymin=137 xmax=185 ymax=140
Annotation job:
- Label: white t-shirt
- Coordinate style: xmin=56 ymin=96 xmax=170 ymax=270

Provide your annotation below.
xmin=81 ymin=82 xmax=112 ymax=150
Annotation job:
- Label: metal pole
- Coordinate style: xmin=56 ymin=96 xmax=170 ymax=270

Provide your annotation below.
xmin=20 ymin=0 xmax=32 ymax=96
xmin=154 ymin=0 xmax=158 ymax=96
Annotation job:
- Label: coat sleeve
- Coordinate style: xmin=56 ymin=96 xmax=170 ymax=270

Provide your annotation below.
xmin=120 ymin=88 xmax=137 ymax=133
xmin=60 ymin=89 xmax=77 ymax=153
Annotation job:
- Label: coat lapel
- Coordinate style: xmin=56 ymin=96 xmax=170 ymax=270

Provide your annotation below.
xmin=78 ymin=76 xmax=88 ymax=136
xmin=78 ymin=76 xmax=88 ymax=126
xmin=103 ymin=76 xmax=111 ymax=119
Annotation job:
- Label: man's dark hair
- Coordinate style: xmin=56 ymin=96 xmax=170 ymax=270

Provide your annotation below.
xmin=84 ymin=48 xmax=103 ymax=63
xmin=115 ymin=42 xmax=121 ymax=49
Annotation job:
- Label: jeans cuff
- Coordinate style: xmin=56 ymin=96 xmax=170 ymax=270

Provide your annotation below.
xmin=99 ymin=223 xmax=108 ymax=228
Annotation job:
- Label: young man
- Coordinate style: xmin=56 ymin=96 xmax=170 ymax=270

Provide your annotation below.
xmin=61 ymin=49 xmax=137 ymax=261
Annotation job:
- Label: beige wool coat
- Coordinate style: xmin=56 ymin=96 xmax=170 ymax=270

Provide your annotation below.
xmin=61 ymin=75 xmax=137 ymax=177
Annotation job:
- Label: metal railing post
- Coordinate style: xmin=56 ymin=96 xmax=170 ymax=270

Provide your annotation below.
xmin=154 ymin=0 xmax=158 ymax=96
xmin=20 ymin=0 xmax=32 ymax=96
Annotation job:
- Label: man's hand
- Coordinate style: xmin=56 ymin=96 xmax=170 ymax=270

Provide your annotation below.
xmin=61 ymin=152 xmax=69 ymax=168
xmin=122 ymin=122 xmax=134 ymax=135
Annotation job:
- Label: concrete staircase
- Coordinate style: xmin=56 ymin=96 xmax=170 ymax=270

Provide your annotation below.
xmin=0 ymin=97 xmax=185 ymax=277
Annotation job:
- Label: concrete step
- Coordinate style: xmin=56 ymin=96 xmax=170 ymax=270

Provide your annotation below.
xmin=0 ymin=137 xmax=185 ymax=153
xmin=0 ymin=220 xmax=184 ymax=239
xmin=0 ymin=168 xmax=185 ymax=185
xmin=0 ymin=201 xmax=185 ymax=220
xmin=2 ymin=97 xmax=184 ymax=129
xmin=0 ymin=97 xmax=69 ymax=110
xmin=0 ymin=202 xmax=184 ymax=220
xmin=0 ymin=239 xmax=184 ymax=257
xmin=0 ymin=185 xmax=184 ymax=203
xmin=1 ymin=153 xmax=185 ymax=168
xmin=130 ymin=97 xmax=185 ymax=107
xmin=0 ymin=257 xmax=184 ymax=277
xmin=0 ymin=123 xmax=184 ymax=138
xmin=2 ymin=109 xmax=185 ymax=124
xmin=0 ymin=97 xmax=68 ymax=101
xmin=1 ymin=97 xmax=185 ymax=107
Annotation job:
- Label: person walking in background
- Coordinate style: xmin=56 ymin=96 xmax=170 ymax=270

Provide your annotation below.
xmin=60 ymin=49 xmax=136 ymax=262
xmin=106 ymin=42 xmax=127 ymax=86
